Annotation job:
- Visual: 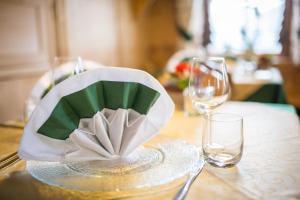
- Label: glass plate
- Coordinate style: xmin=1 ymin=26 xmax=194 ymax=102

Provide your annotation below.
xmin=27 ymin=141 xmax=203 ymax=198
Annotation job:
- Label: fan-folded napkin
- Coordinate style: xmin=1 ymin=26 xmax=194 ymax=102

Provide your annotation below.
xmin=19 ymin=67 xmax=174 ymax=161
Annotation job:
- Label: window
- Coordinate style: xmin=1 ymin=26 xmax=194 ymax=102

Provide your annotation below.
xmin=208 ymin=0 xmax=285 ymax=54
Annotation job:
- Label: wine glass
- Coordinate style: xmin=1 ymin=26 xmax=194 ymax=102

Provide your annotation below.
xmin=189 ymin=57 xmax=234 ymax=168
xmin=188 ymin=57 xmax=230 ymax=114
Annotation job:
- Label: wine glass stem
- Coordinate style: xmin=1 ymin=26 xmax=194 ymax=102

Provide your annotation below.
xmin=203 ymin=110 xmax=212 ymax=155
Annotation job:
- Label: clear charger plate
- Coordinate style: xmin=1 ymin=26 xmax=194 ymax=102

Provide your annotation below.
xmin=27 ymin=141 xmax=204 ymax=198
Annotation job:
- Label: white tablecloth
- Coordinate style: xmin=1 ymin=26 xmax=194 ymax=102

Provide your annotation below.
xmin=160 ymin=102 xmax=300 ymax=199
xmin=212 ymin=102 xmax=300 ymax=199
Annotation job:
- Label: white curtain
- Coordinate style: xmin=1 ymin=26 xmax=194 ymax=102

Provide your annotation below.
xmin=176 ymin=0 xmax=205 ymax=47
xmin=188 ymin=0 xmax=205 ymax=47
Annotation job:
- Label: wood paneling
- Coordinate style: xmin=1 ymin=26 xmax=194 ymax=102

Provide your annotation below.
xmin=0 ymin=0 xmax=55 ymax=122
xmin=0 ymin=77 xmax=38 ymax=122
xmin=0 ymin=0 xmax=55 ymax=79
xmin=55 ymin=0 xmax=119 ymax=66
xmin=137 ymin=0 xmax=178 ymax=74
xmin=55 ymin=0 xmax=178 ymax=72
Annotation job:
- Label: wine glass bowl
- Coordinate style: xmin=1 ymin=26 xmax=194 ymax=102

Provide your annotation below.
xmin=189 ymin=57 xmax=230 ymax=113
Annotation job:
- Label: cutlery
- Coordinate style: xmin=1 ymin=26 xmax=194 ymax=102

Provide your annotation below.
xmin=0 ymin=124 xmax=24 ymax=129
xmin=173 ymin=160 xmax=205 ymax=200
xmin=0 ymin=152 xmax=20 ymax=171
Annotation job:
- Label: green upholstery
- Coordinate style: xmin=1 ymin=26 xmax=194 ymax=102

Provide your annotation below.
xmin=245 ymin=84 xmax=287 ymax=104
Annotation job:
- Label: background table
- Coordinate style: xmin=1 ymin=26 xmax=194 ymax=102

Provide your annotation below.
xmin=230 ymin=66 xmax=286 ymax=104
xmin=0 ymin=102 xmax=299 ymax=199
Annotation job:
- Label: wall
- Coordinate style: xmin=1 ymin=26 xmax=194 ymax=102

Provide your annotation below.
xmin=0 ymin=0 xmax=55 ymax=122
xmin=55 ymin=0 xmax=178 ymax=73
xmin=0 ymin=0 xmax=179 ymax=122
xmin=55 ymin=0 xmax=120 ymax=66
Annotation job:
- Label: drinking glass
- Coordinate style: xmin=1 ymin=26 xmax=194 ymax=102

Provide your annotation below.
xmin=188 ymin=57 xmax=234 ymax=167
xmin=188 ymin=57 xmax=230 ymax=114
xmin=203 ymin=113 xmax=243 ymax=167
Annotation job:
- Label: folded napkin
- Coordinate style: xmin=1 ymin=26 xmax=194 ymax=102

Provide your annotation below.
xmin=19 ymin=67 xmax=174 ymax=161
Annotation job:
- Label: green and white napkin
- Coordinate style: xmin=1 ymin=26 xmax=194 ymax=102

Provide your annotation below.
xmin=19 ymin=67 xmax=174 ymax=161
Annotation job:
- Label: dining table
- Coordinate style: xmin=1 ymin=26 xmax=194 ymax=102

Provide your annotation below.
xmin=230 ymin=65 xmax=286 ymax=104
xmin=0 ymin=101 xmax=299 ymax=200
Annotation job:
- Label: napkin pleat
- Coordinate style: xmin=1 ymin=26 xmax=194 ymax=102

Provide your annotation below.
xmin=39 ymin=99 xmax=79 ymax=140
xmin=127 ymin=109 xmax=141 ymax=125
xmin=78 ymin=114 xmax=115 ymax=155
xmin=65 ymin=144 xmax=108 ymax=161
xmin=120 ymin=120 xmax=157 ymax=156
xmin=107 ymin=109 xmax=126 ymax=154
xmin=64 ymin=109 xmax=148 ymax=160
xmin=64 ymin=86 xmax=99 ymax=118
xmin=94 ymin=112 xmax=115 ymax=154
xmin=78 ymin=118 xmax=94 ymax=133
xmin=69 ymin=129 xmax=112 ymax=158
xmin=122 ymin=82 xmax=138 ymax=108
xmin=119 ymin=111 xmax=147 ymax=156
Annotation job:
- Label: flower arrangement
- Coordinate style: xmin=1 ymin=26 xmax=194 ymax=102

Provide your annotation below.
xmin=172 ymin=61 xmax=191 ymax=90
xmin=161 ymin=48 xmax=205 ymax=92
xmin=162 ymin=58 xmax=192 ymax=91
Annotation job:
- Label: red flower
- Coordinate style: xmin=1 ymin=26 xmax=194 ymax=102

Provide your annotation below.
xmin=175 ymin=62 xmax=190 ymax=73
xmin=175 ymin=62 xmax=191 ymax=79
